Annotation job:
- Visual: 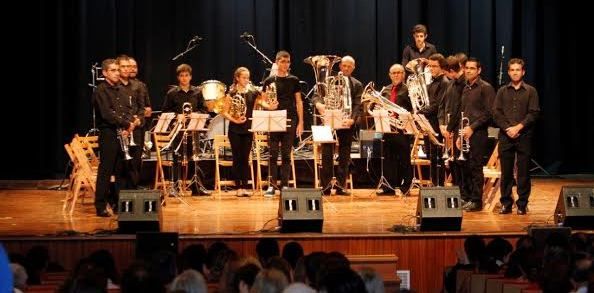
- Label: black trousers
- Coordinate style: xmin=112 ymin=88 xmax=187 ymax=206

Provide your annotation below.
xmin=499 ymin=133 xmax=532 ymax=209
xmin=427 ymin=139 xmax=445 ymax=186
xmin=383 ymin=133 xmax=413 ymax=192
xmin=123 ymin=128 xmax=143 ymax=189
xmin=268 ymin=121 xmax=296 ymax=188
xmin=229 ymin=131 xmax=253 ymax=189
xmin=320 ymin=128 xmax=353 ymax=189
xmin=95 ymin=128 xmax=122 ymax=211
xmin=458 ymin=129 xmax=488 ymax=204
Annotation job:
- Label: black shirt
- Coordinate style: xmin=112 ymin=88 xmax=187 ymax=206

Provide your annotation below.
xmin=228 ymin=87 xmax=260 ymax=134
xmin=131 ymin=78 xmax=151 ymax=107
xmin=262 ymin=74 xmax=301 ymax=120
xmin=402 ymin=42 xmax=437 ymax=68
xmin=493 ymin=82 xmax=540 ymax=134
xmin=120 ymin=80 xmax=146 ymax=125
xmin=93 ymin=81 xmax=134 ymax=129
xmin=420 ymin=74 xmax=449 ymax=131
xmin=444 ymin=76 xmax=466 ymax=132
xmin=456 ymin=77 xmax=495 ymax=131
xmin=162 ymin=85 xmax=208 ymax=114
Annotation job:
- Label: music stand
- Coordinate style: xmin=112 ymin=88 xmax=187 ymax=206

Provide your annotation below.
xmin=312 ymin=125 xmax=342 ymax=195
xmin=372 ymin=110 xmax=397 ymax=195
xmin=250 ymin=110 xmax=290 ymax=195
xmin=184 ymin=113 xmax=211 ymax=196
xmin=323 ymin=109 xmax=348 ymax=130
xmin=410 ymin=114 xmax=442 ymax=190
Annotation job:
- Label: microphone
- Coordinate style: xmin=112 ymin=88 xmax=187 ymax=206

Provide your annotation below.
xmin=190 ymin=35 xmax=203 ymax=43
xmin=240 ymin=32 xmax=252 ymax=39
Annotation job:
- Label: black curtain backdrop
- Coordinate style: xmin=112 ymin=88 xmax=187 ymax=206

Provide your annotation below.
xmin=17 ymin=0 xmax=591 ymax=179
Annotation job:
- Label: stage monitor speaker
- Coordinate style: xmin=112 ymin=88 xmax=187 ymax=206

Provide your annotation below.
xmin=279 ymin=188 xmax=324 ymax=233
xmin=528 ymin=226 xmax=572 ymax=250
xmin=554 ymin=186 xmax=594 ymax=229
xmin=118 ymin=190 xmax=162 ymax=234
xmin=416 ymin=186 xmax=462 ymax=231
xmin=359 ymin=130 xmax=382 ymax=158
xmin=135 ymin=232 xmax=179 ymax=261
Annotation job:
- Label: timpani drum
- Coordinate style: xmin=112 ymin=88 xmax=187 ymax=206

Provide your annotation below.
xmin=200 ymin=80 xmax=226 ymax=112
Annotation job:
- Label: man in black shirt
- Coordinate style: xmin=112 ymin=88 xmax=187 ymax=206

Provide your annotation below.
xmin=128 ymin=57 xmax=153 ymax=158
xmin=117 ymin=55 xmax=146 ymax=189
xmin=313 ymin=55 xmax=362 ymax=195
xmin=493 ymin=58 xmax=540 ymax=215
xmin=447 ymin=58 xmax=495 ymax=212
xmin=162 ymin=64 xmax=210 ymax=195
xmin=93 ymin=59 xmax=140 ymax=217
xmin=402 ymin=24 xmax=437 ymax=73
xmin=377 ymin=64 xmax=413 ymax=195
xmin=418 ymin=53 xmax=450 ymax=186
xmin=262 ymin=51 xmax=304 ymax=196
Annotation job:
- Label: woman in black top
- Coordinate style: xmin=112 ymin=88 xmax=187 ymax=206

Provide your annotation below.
xmin=223 ymin=67 xmax=277 ymax=196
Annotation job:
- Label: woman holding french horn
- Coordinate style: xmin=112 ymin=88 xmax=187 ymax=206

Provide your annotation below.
xmin=223 ymin=67 xmax=278 ymax=197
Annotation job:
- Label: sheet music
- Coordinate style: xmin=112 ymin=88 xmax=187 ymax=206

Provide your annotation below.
xmin=155 ymin=112 xmax=176 ymax=133
xmin=311 ymin=125 xmax=335 ymax=143
xmin=323 ymin=109 xmax=348 ymax=129
xmin=371 ymin=109 xmax=392 ymax=133
xmin=398 ymin=113 xmax=416 ymax=135
xmin=250 ymin=110 xmax=288 ymax=132
xmin=186 ymin=113 xmax=209 ymax=131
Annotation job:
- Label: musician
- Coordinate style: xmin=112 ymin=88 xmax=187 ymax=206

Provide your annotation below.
xmin=92 ymin=59 xmax=139 ymax=217
xmin=314 ymin=56 xmax=363 ymax=195
xmin=418 ymin=53 xmax=450 ymax=186
xmin=116 ymin=55 xmax=146 ymax=189
xmin=377 ymin=64 xmax=413 ymax=195
xmin=127 ymin=57 xmax=153 ymax=157
xmin=162 ymin=64 xmax=211 ymax=195
xmin=493 ymin=58 xmax=540 ymax=215
xmin=402 ymin=24 xmax=437 ymax=73
xmin=262 ymin=51 xmax=304 ymax=196
xmin=223 ymin=67 xmax=277 ymax=197
xmin=446 ymin=57 xmax=495 ymax=212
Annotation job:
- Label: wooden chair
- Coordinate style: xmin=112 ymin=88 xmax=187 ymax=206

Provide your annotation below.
xmin=254 ymin=133 xmax=297 ymax=194
xmin=483 ymin=142 xmax=501 ymax=211
xmin=213 ymin=135 xmax=255 ymax=195
xmin=312 ymin=141 xmax=354 ymax=193
xmin=410 ymin=134 xmax=432 ymax=187
xmin=62 ymin=138 xmax=97 ymax=215
xmin=153 ymin=131 xmax=176 ymax=194
xmin=74 ymin=134 xmax=100 ymax=168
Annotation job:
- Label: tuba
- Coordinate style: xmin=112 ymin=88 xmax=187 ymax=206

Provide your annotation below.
xmin=304 ymin=55 xmax=351 ymax=121
xmin=361 ymin=82 xmax=409 ymax=131
xmin=406 ymin=62 xmax=432 ymax=113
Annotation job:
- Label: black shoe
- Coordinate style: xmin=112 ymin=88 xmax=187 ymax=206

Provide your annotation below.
xmin=376 ymin=189 xmax=395 ymax=196
xmin=499 ymin=206 xmax=512 ymax=214
xmin=96 ymin=210 xmax=110 ymax=217
xmin=463 ymin=202 xmax=482 ymax=212
xmin=517 ymin=207 xmax=527 ymax=215
xmin=195 ymin=186 xmax=211 ymax=196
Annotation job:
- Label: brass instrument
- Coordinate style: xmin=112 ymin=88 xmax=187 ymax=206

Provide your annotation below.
xmin=442 ymin=114 xmax=453 ymax=165
xmin=117 ymin=128 xmax=133 ymax=160
xmin=324 ymin=72 xmax=352 ymax=121
xmin=406 ymin=62 xmax=432 ymax=113
xmin=457 ymin=112 xmax=470 ymax=161
xmin=361 ymin=82 xmax=409 ymax=131
xmin=264 ymin=82 xmax=277 ymax=105
xmin=228 ymin=93 xmax=247 ymax=120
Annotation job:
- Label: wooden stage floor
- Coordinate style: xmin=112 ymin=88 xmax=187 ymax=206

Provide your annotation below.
xmin=1 ymin=178 xmax=593 ymax=237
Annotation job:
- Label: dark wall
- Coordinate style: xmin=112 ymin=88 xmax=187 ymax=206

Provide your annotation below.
xmin=14 ymin=0 xmax=590 ymax=179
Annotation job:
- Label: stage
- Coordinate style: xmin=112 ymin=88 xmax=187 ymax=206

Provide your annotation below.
xmin=1 ymin=178 xmax=592 ymax=292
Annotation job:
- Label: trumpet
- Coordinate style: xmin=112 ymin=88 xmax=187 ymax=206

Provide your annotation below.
xmin=442 ymin=114 xmax=453 ymax=164
xmin=457 ymin=112 xmax=470 ymax=161
xmin=117 ymin=128 xmax=133 ymax=160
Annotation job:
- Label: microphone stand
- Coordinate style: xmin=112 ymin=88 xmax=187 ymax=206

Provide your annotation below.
xmin=497 ymin=45 xmax=505 ymax=87
xmin=172 ymin=38 xmax=201 ymax=61
xmin=241 ymin=35 xmax=273 ymax=67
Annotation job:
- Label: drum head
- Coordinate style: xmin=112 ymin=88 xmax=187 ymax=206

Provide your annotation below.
xmin=201 ymin=80 xmax=226 ymax=101
xmin=205 ymin=114 xmax=229 ymax=140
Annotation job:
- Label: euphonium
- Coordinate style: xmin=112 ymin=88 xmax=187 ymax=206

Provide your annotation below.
xmin=361 ymin=82 xmax=409 ymax=131
xmin=324 ymin=71 xmax=352 ymax=121
xmin=457 ymin=112 xmax=470 ymax=161
xmin=406 ymin=62 xmax=432 ymax=113
xmin=117 ymin=128 xmax=133 ymax=160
